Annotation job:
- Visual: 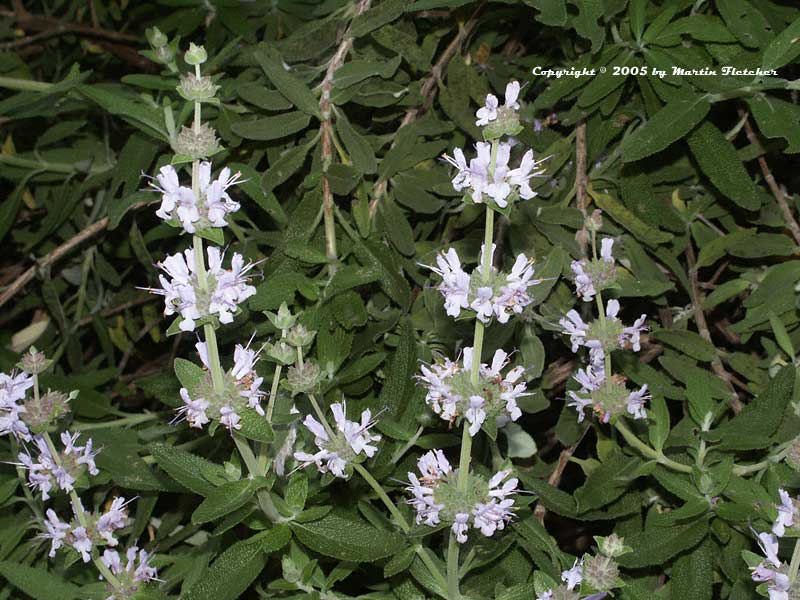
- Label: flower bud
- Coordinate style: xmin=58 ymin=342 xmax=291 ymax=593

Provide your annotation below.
xmin=177 ymin=73 xmax=220 ymax=103
xmin=585 ymin=209 xmax=603 ymax=232
xmin=184 ymin=43 xmax=208 ymax=65
xmin=594 ymin=533 xmax=631 ymax=558
xmin=265 ymin=303 xmax=297 ymax=331
xmin=285 ymin=324 xmax=316 ymax=349
xmin=146 ymin=27 xmax=168 ymax=48
xmin=284 ymin=362 xmax=322 ymax=394
xmin=19 ymin=346 xmax=52 ymax=375
xmin=23 ymin=390 xmax=74 ymax=433
xmin=265 ymin=341 xmax=296 ymax=366
xmin=582 ymin=554 xmax=620 ymax=592
xmin=172 ymin=123 xmax=221 ymax=160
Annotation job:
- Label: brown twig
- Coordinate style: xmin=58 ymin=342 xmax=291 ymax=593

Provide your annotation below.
xmin=0 ymin=9 xmax=140 ymax=45
xmin=76 ymin=296 xmax=154 ymax=328
xmin=319 ymin=0 xmax=373 ymax=271
xmin=685 ymin=241 xmax=744 ymax=414
xmin=0 ymin=218 xmax=109 ymax=310
xmin=534 ymin=427 xmax=589 ymax=525
xmin=738 ymin=109 xmax=800 ymax=247
xmin=368 ymin=2 xmax=486 ymax=218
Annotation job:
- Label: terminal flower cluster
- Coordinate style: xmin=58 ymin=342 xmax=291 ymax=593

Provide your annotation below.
xmin=101 ymin=547 xmax=160 ymax=600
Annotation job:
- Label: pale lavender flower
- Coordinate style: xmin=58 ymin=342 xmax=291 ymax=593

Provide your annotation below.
xmin=425 ymin=248 xmax=471 ymax=318
xmin=219 ymin=405 xmax=242 ymax=431
xmin=176 ymin=388 xmax=210 ymax=429
xmin=562 ymin=558 xmax=584 ymax=590
xmin=773 ymin=489 xmax=797 ymax=537
xmin=42 ymin=509 xmax=69 ymax=557
xmin=626 ymin=385 xmax=650 ymax=420
xmin=101 ymin=546 xmax=159 ymax=599
xmin=96 ymin=497 xmax=130 ymax=546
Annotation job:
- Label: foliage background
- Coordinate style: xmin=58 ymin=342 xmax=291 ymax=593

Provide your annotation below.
xmin=1 ymin=0 xmax=800 ymax=598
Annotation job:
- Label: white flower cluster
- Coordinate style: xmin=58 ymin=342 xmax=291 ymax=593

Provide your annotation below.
xmin=101 ymin=547 xmax=159 ymax=600
xmin=0 ymin=370 xmax=34 ymax=440
xmin=571 ymin=237 xmax=616 ymax=302
xmin=427 ymin=244 xmax=539 ymax=323
xmin=559 ymin=299 xmax=647 ymax=369
xmin=18 ymin=432 xmax=99 ymax=500
xmin=176 ymin=338 xmax=266 ymax=431
xmin=443 ymin=142 xmax=544 ymax=208
xmin=145 ymin=246 xmax=257 ymax=331
xmin=418 ymin=348 xmax=527 ymax=436
xmin=751 ymin=489 xmax=799 ymax=600
xmin=294 ymin=401 xmax=381 ymax=478
xmin=42 ymin=497 xmax=131 ymax=562
xmin=406 ymin=450 xmax=518 ymax=543
xmin=150 ymin=163 xmax=241 ymax=233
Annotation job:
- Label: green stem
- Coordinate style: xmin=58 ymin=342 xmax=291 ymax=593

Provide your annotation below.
xmin=446 ymin=534 xmax=460 ymax=600
xmin=789 ymin=537 xmax=800 ymax=585
xmin=72 ymin=412 xmax=160 ymax=431
xmin=11 ymin=438 xmax=44 ymax=522
xmin=0 ymin=75 xmax=53 ymax=92
xmin=447 ymin=140 xmax=499 ymax=600
xmin=0 ymin=153 xmax=113 ymax=175
xmin=233 ymin=433 xmax=283 ymax=522
xmin=353 ymin=463 xmax=410 ymax=533
xmin=614 ymin=420 xmax=692 ymax=473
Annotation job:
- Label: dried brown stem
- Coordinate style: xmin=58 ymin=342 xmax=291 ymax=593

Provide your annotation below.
xmin=739 ymin=109 xmax=800 ymax=247
xmin=0 ymin=9 xmax=140 ymax=45
xmin=368 ymin=2 xmax=486 ymax=217
xmin=534 ymin=428 xmax=589 ymax=526
xmin=685 ymin=240 xmax=744 ymax=414
xmin=319 ymin=0 xmax=373 ymax=271
xmin=0 ymin=218 xmax=109 ymax=310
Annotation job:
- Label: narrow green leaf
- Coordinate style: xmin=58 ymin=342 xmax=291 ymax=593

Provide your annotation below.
xmin=192 ymin=479 xmax=258 ymax=524
xmin=0 ymin=562 xmax=81 ymax=600
xmin=231 ymin=112 xmax=311 ymax=141
xmin=254 ymin=49 xmax=320 ymax=118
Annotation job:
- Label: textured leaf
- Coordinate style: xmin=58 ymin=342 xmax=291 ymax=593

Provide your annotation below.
xmin=0 ymin=562 xmax=81 ymax=600
xmin=254 ymin=48 xmax=320 ymax=118
xmin=291 ymin=512 xmax=405 ymax=562
xmin=231 ymin=112 xmax=311 ymax=141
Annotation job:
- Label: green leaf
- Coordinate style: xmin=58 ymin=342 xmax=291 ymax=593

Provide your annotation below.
xmin=648 ymin=395 xmax=670 ymax=453
xmin=617 ymin=519 xmax=709 ymax=568
xmin=669 ymin=539 xmax=714 ymax=600
xmin=503 ymin=422 xmax=538 ymax=458
xmin=716 ymin=0 xmax=774 ymax=49
xmin=747 ymin=95 xmax=800 ymax=155
xmin=336 ymin=112 xmax=377 ymax=174
xmin=587 ymin=184 xmax=673 ymax=246
xmin=762 ymin=16 xmax=800 ymax=70
xmin=231 ymin=112 xmax=311 ymax=141
xmin=0 ymin=562 xmax=81 ymax=600
xmin=621 ymin=95 xmax=710 ymax=162
xmin=291 ymin=511 xmax=406 ymax=562
xmin=230 ymin=162 xmax=288 ymax=225
xmin=173 ymin=358 xmax=205 ymax=393
xmin=384 ymin=546 xmax=416 ymax=578
xmin=350 ymin=0 xmax=406 ymax=38
xmin=253 ymin=48 xmax=320 ymax=118
xmin=192 ymin=479 xmax=258 ymax=524
xmin=769 ymin=312 xmax=795 ymax=357
xmin=574 ymin=450 xmax=644 ymax=512
xmin=79 ymin=85 xmax=168 ymax=141
xmin=687 ymin=122 xmax=761 ymax=211
xmin=238 ymin=411 xmax=275 ymax=443
xmin=651 ymin=329 xmax=717 ymax=362
xmin=377 ymin=318 xmax=418 ymax=433
xmin=183 ymin=528 xmax=290 ymax=600
xmin=149 ymin=442 xmax=227 ymax=496
xmin=381 ymin=197 xmax=415 ymax=256
xmin=695 ymin=229 xmax=755 ymax=268
xmin=704 ymin=366 xmax=795 ymax=450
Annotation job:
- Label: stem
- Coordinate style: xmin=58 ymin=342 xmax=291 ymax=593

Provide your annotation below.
xmin=0 ymin=75 xmax=53 ymax=92
xmin=416 ymin=546 xmax=448 ymax=593
xmin=614 ymin=420 xmax=692 ymax=473
xmin=11 ymin=438 xmax=44 ymax=522
xmin=233 ymin=433 xmax=283 ymax=522
xmin=789 ymin=537 xmax=800 ymax=585
xmin=447 ymin=534 xmax=460 ymax=600
xmin=447 ymin=140 xmax=499 ymax=600
xmin=353 ymin=463 xmax=410 ymax=533
xmin=72 ymin=412 xmax=160 ymax=431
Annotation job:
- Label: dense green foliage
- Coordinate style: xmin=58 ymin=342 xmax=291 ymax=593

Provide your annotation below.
xmin=1 ymin=1 xmax=800 ymax=599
